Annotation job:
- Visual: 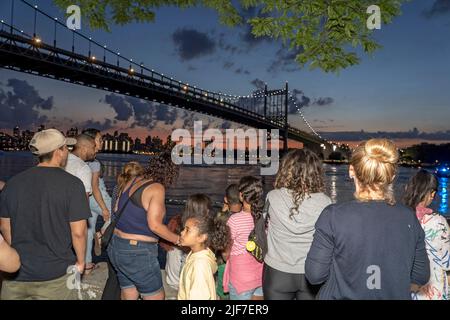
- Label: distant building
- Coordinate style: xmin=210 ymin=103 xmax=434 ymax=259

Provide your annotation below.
xmin=21 ymin=130 xmax=34 ymax=149
xmin=102 ymin=132 xmax=133 ymax=153
xmin=145 ymin=136 xmax=152 ymax=150
xmin=0 ymin=132 xmax=15 ymax=150
xmin=13 ymin=126 xmax=20 ymax=139
xmin=134 ymin=138 xmax=142 ymax=151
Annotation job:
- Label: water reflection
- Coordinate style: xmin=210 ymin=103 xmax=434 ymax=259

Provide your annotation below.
xmin=329 ymin=166 xmax=338 ymax=204
xmin=0 ymin=152 xmax=448 ymax=216
xmin=438 ymin=177 xmax=448 ymax=214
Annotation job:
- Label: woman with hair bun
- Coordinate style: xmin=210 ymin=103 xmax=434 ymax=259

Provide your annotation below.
xmin=305 ymin=139 xmax=430 ymax=299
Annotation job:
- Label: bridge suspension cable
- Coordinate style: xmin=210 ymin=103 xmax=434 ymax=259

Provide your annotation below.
xmin=288 ymin=94 xmax=335 ymax=146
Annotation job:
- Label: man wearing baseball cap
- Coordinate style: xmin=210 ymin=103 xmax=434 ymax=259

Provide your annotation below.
xmin=0 ymin=129 xmax=91 ymax=300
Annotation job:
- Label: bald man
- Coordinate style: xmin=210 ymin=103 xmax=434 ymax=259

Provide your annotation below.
xmin=65 ymin=134 xmax=96 ymax=198
xmin=0 ymin=181 xmax=5 ymax=192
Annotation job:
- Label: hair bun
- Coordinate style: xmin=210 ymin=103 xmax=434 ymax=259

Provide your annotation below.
xmin=364 ymin=139 xmax=398 ymax=164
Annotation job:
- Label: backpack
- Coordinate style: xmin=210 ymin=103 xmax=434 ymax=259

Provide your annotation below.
xmin=246 ymin=200 xmax=270 ymax=263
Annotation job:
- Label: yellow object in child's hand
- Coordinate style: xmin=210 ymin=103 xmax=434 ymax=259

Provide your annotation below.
xmin=246 ymin=240 xmax=256 ymax=252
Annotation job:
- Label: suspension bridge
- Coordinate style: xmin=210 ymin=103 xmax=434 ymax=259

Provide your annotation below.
xmin=0 ymin=0 xmax=333 ymax=156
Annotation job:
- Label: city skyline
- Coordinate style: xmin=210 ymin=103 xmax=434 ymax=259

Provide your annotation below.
xmin=0 ymin=0 xmax=450 ymax=147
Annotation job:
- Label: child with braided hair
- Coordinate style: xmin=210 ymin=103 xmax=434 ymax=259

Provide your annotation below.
xmin=223 ymin=176 xmax=265 ymax=300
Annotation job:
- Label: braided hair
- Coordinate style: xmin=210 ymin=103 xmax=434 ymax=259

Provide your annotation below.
xmin=238 ymin=176 xmax=264 ymax=220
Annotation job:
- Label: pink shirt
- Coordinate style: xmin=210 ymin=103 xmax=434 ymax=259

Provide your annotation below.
xmin=224 ymin=210 xmax=263 ymax=294
xmin=227 ymin=210 xmax=255 ymax=256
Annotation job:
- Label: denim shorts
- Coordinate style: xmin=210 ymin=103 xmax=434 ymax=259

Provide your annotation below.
xmin=228 ymin=282 xmax=264 ymax=300
xmin=107 ymin=235 xmax=163 ymax=297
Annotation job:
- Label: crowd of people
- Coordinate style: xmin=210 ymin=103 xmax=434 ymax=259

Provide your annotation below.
xmin=0 ymin=128 xmax=448 ymax=300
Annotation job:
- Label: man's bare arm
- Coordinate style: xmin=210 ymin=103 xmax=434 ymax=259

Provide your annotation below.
xmin=70 ymin=219 xmax=87 ymax=273
xmin=0 ymin=239 xmax=20 ymax=273
xmin=0 ymin=218 xmax=12 ymax=244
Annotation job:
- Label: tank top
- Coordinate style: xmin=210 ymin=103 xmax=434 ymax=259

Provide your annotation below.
xmin=115 ymin=178 xmax=160 ymax=240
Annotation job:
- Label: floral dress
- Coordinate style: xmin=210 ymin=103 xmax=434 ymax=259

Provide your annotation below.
xmin=412 ymin=206 xmax=450 ymax=300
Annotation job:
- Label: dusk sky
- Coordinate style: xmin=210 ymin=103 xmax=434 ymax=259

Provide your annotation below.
xmin=1 ymin=0 xmax=450 ymax=145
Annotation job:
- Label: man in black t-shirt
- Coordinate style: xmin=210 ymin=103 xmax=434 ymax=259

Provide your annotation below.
xmin=0 ymin=129 xmax=91 ymax=300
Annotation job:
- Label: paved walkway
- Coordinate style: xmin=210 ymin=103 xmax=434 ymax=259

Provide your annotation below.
xmin=79 ymin=264 xmax=179 ymax=300
xmin=79 ymin=262 xmax=109 ymax=300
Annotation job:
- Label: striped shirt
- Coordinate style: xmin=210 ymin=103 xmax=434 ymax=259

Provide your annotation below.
xmin=227 ymin=210 xmax=255 ymax=256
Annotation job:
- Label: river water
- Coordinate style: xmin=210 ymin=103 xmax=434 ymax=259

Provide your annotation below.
xmin=0 ymin=151 xmax=448 ymax=216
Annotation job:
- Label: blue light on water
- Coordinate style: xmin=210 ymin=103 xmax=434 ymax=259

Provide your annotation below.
xmin=438 ymin=177 xmax=448 ymax=215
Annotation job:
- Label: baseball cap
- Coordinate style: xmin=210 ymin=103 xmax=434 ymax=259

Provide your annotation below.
xmin=29 ymin=129 xmax=77 ymax=156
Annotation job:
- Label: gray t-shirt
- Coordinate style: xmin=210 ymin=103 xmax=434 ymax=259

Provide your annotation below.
xmin=265 ymin=188 xmax=332 ymax=274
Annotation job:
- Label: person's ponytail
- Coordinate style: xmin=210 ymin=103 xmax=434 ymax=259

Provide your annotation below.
xmin=117 ymin=161 xmax=144 ymax=194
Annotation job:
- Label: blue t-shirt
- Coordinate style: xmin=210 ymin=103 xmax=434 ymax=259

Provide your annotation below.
xmin=305 ymin=200 xmax=430 ymax=300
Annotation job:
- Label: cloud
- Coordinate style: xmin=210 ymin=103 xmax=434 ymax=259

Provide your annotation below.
xmin=102 ymin=93 xmax=241 ymax=133
xmin=313 ymin=97 xmax=334 ymax=106
xmin=268 ymin=46 xmax=304 ymax=74
xmin=0 ymin=78 xmax=54 ymax=128
xmin=235 ymin=67 xmax=251 ymax=75
xmin=423 ymin=0 xmax=450 ymax=18
xmin=76 ymin=119 xmax=114 ymax=131
xmin=218 ymin=33 xmax=242 ymax=55
xmin=103 ymin=93 xmax=133 ymax=121
xmin=223 ymin=61 xmax=235 ymax=70
xmin=172 ymin=28 xmax=216 ymax=61
xmin=288 ymin=89 xmax=311 ymax=113
xmin=250 ymin=78 xmax=265 ymax=90
xmin=288 ymin=89 xmax=333 ymax=113
xmin=103 ymin=94 xmax=179 ymax=130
